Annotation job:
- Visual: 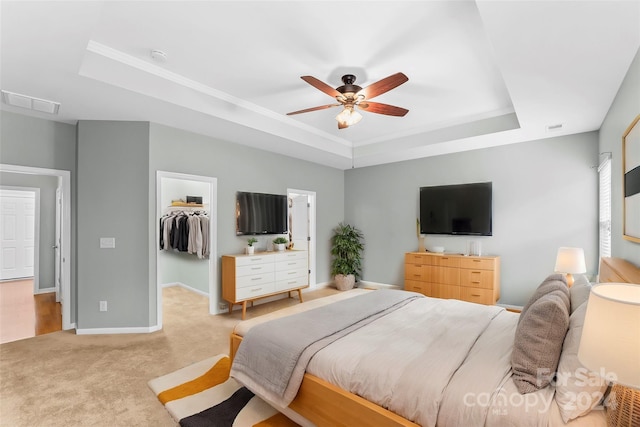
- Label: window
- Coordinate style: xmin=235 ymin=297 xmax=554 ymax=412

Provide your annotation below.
xmin=598 ymin=154 xmax=612 ymax=259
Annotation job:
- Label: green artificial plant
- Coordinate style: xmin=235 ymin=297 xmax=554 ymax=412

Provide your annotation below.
xmin=247 ymin=237 xmax=258 ymax=247
xmin=330 ymin=223 xmax=364 ymax=280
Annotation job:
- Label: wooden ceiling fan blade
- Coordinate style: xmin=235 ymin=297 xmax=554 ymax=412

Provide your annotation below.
xmin=338 ymin=121 xmax=349 ymax=129
xmin=358 ymin=101 xmax=408 ymax=117
xmin=286 ymin=104 xmax=340 ymax=115
xmin=300 ymin=76 xmax=342 ymax=98
xmin=358 ymin=72 xmax=409 ymax=100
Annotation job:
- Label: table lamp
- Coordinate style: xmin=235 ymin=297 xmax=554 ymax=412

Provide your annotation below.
xmin=578 ymin=283 xmax=640 ymax=426
xmin=554 ymin=247 xmax=587 ymax=287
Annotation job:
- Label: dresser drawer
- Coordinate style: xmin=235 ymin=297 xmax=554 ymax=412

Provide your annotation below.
xmin=432 ymin=284 xmax=460 ymax=300
xmin=460 ymin=257 xmax=495 ymax=270
xmin=461 ymin=287 xmax=493 ymax=305
xmin=236 ymin=262 xmax=275 ymax=277
xmin=460 ymin=269 xmax=494 ymax=290
xmin=404 ymin=280 xmax=431 ymax=296
xmin=431 ymin=256 xmax=460 ymax=268
xmin=430 ymin=266 xmax=459 ymax=285
xmin=236 ymin=272 xmax=275 ymax=288
xmin=276 ymin=259 xmax=307 ymax=271
xmin=275 ymin=275 xmax=308 ymax=292
xmin=235 ymin=255 xmax=272 ymax=267
xmin=405 ymin=264 xmax=430 ymax=282
xmin=275 ymin=251 xmax=307 ymax=262
xmin=276 ymin=267 xmax=307 ymax=282
xmin=405 ymin=253 xmax=431 ymax=265
xmin=236 ymin=283 xmax=275 ymax=300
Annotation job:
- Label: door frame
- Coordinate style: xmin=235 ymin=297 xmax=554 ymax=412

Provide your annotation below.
xmin=287 ymin=188 xmax=316 ymax=287
xmin=155 ymin=171 xmax=218 ymax=329
xmin=0 ymin=187 xmax=40 ymax=288
xmin=0 ymin=164 xmax=72 ymax=330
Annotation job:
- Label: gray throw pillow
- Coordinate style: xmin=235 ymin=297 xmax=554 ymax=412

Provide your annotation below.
xmin=569 ymin=275 xmax=591 ymax=314
xmin=512 ymin=275 xmax=570 ymax=394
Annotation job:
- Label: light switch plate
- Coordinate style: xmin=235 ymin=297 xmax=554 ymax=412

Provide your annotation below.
xmin=100 ymin=237 xmax=115 ymax=249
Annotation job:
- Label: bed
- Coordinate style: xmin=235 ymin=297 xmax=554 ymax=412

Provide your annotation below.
xmin=229 ymin=257 xmax=640 ymax=427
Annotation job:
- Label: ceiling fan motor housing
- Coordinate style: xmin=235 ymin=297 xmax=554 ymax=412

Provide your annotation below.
xmin=336 ymin=74 xmax=362 ymax=96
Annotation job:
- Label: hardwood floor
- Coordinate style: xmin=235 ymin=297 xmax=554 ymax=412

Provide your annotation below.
xmin=0 ymin=279 xmax=61 ymax=344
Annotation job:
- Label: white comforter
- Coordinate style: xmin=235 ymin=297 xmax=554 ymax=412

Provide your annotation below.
xmin=307 ymin=297 xmax=517 ymax=427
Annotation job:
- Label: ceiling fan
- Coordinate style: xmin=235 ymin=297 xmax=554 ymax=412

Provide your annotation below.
xmin=287 ymin=72 xmax=409 ymax=129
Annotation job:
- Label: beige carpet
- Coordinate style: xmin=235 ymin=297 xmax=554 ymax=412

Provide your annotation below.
xmin=0 ymin=285 xmax=339 ymax=426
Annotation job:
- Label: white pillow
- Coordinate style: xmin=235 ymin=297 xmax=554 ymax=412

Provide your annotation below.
xmin=555 ymin=302 xmax=607 ymax=423
xmin=569 ymin=275 xmax=591 ymax=314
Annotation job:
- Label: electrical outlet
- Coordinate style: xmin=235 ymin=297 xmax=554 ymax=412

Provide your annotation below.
xmin=99 ymin=300 xmax=107 ymax=312
xmin=218 ymin=302 xmax=228 ymax=311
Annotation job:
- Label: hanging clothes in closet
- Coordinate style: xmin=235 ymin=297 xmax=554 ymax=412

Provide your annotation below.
xmin=159 ymin=210 xmax=210 ymax=259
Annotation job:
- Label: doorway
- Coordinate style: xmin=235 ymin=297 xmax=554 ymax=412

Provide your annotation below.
xmin=156 ymin=171 xmax=217 ymax=329
xmin=287 ymin=189 xmax=316 ymax=288
xmin=0 ymin=164 xmax=71 ymax=330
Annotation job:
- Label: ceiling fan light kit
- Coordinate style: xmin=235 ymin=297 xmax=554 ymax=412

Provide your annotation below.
xmin=287 ymin=72 xmax=409 ymax=129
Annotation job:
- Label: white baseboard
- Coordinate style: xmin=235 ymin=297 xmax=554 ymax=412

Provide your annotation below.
xmin=357 ymin=281 xmax=402 ymax=290
xmin=34 ymin=286 xmax=55 ymax=295
xmin=76 ymin=324 xmax=161 ymax=335
xmin=162 ymin=282 xmax=209 ymax=297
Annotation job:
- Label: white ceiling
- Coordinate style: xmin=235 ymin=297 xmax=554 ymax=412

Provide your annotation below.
xmin=1 ymin=1 xmax=638 ymax=170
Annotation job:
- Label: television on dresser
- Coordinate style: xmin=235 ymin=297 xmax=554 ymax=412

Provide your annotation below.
xmin=419 ymin=182 xmax=493 ymax=236
xmin=236 ymin=191 xmax=288 ymax=235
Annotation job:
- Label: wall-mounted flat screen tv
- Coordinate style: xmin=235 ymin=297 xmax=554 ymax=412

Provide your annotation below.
xmin=420 ymin=182 xmax=492 ymax=236
xmin=236 ymin=191 xmax=288 ymax=235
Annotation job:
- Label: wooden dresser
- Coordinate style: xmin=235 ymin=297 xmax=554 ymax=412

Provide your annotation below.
xmin=599 ymin=257 xmax=640 ymax=284
xmin=222 ymin=250 xmax=309 ymax=319
xmin=405 ymin=252 xmax=500 ymax=305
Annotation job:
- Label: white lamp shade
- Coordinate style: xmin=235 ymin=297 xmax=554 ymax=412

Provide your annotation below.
xmin=554 ymin=247 xmax=587 ymax=274
xmin=578 ymin=283 xmax=640 ymax=388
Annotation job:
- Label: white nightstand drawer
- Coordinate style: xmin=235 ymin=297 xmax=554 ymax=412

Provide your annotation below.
xmin=235 ymin=255 xmax=271 ymax=267
xmin=276 ymin=259 xmax=307 ymax=271
xmin=236 ymin=283 xmax=275 ymax=300
xmin=236 ymin=272 xmax=275 ymax=288
xmin=275 ymin=275 xmax=307 ymax=292
xmin=236 ymin=262 xmax=275 ymax=277
xmin=275 ymin=267 xmax=307 ymax=282
xmin=275 ymin=251 xmax=307 ymax=262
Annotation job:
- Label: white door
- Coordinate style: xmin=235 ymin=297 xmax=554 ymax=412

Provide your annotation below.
xmin=54 ymin=187 xmax=62 ymax=303
xmin=0 ymin=191 xmax=36 ymax=280
xmin=289 ymin=194 xmax=309 ymax=251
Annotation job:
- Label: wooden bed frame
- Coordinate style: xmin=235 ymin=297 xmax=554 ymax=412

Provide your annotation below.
xmin=229 ymin=257 xmax=640 ymax=427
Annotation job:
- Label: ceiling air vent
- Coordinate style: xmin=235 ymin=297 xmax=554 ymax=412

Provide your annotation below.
xmin=546 ymin=123 xmax=564 ymax=132
xmin=1 ymin=90 xmax=60 ymax=114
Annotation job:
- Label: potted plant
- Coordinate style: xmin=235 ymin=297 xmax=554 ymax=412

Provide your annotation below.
xmin=330 ymin=223 xmax=364 ymax=290
xmin=272 ymin=236 xmax=288 ymax=251
xmin=246 ymin=237 xmax=258 ymax=254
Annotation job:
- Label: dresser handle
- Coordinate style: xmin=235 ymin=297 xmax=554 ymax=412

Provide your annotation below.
xmin=473 ymin=259 xmax=481 ymax=262
xmin=288 ymin=280 xmax=297 ymax=285
xmin=251 ymin=277 xmax=262 ymax=281
xmin=251 ymin=267 xmax=262 ymax=270
xmin=472 ymin=281 xmax=481 ymax=284
xmin=471 ymin=293 xmax=481 ymax=297
xmin=251 ymin=287 xmax=263 ymax=292
xmin=288 ymin=262 xmax=296 ymax=265
xmin=413 ymin=274 xmax=422 ymax=278
xmin=288 ymin=271 xmax=296 ymax=275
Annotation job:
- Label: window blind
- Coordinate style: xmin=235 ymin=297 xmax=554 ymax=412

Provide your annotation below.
xmin=598 ymin=155 xmax=612 ymax=259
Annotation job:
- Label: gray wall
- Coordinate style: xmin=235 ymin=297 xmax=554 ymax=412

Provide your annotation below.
xmin=0 ymin=172 xmax=58 ymax=290
xmin=149 ymin=123 xmax=345 ymax=321
xmin=600 ymin=47 xmax=640 ymax=265
xmin=0 ymin=110 xmax=77 ymax=322
xmin=77 ymin=121 xmax=150 ymax=329
xmin=345 ymin=132 xmax=599 ymax=306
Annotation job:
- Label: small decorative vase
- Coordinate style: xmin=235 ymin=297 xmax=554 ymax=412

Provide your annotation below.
xmin=275 ymin=243 xmax=285 ymax=251
xmin=246 ymin=246 xmax=255 ymax=255
xmin=418 ymin=236 xmax=426 ymax=252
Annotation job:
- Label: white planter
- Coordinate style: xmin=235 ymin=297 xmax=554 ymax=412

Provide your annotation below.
xmin=334 ymin=274 xmax=355 ymax=291
xmin=274 ymin=243 xmax=285 ymax=251
xmin=246 ymin=246 xmax=255 ymax=254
